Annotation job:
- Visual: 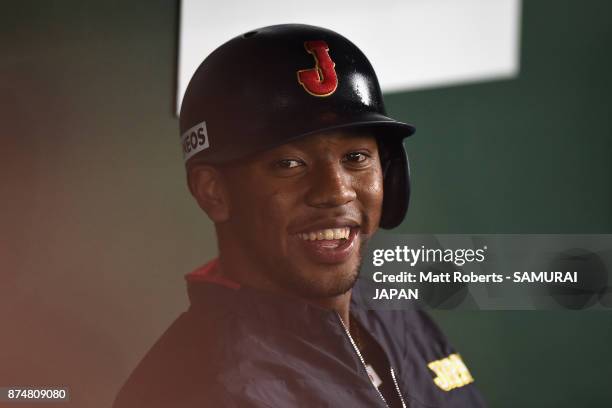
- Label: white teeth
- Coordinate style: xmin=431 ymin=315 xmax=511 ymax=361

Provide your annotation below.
xmin=298 ymin=227 xmax=351 ymax=241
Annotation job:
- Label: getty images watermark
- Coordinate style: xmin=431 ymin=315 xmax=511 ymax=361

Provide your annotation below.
xmin=357 ymin=234 xmax=612 ymax=310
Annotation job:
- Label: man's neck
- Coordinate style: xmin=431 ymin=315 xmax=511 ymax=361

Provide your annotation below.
xmin=216 ymin=254 xmax=353 ymax=328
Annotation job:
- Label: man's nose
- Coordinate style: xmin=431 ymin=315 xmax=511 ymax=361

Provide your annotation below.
xmin=304 ymin=163 xmax=357 ymax=208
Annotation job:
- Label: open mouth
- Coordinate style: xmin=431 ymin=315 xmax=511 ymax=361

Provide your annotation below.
xmin=294 ymin=226 xmax=360 ymax=263
xmin=298 ymin=227 xmax=351 ymax=245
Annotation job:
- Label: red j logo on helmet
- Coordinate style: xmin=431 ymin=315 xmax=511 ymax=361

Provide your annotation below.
xmin=297 ymin=40 xmax=338 ymax=97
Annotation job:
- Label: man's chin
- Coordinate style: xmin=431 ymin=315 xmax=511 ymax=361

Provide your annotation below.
xmin=285 ymin=241 xmax=367 ymax=299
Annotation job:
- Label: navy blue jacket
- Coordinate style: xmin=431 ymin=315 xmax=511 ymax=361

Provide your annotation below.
xmin=114 ymin=262 xmax=486 ymax=407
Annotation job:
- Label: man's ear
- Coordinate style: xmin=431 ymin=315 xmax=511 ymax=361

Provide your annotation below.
xmin=187 ymin=164 xmax=230 ymax=223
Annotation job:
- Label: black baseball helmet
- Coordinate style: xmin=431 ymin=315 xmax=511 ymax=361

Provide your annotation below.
xmin=180 ymin=24 xmax=415 ymax=229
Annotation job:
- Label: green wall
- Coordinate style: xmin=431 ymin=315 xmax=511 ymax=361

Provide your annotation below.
xmin=389 ymin=1 xmax=612 ymax=406
xmin=1 ymin=1 xmax=610 ymax=407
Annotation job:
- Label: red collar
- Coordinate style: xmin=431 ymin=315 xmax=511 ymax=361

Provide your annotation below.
xmin=184 ymin=258 xmax=241 ymax=290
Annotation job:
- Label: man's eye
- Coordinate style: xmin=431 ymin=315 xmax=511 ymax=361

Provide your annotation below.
xmin=344 ymin=152 xmax=369 ymax=163
xmin=277 ymin=159 xmax=304 ymax=169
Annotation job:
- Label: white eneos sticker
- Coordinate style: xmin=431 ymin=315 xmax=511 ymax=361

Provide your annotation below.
xmin=180 ymin=120 xmax=210 ymax=161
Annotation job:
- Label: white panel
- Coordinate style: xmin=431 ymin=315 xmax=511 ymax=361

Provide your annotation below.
xmin=177 ymin=0 xmax=522 ymax=113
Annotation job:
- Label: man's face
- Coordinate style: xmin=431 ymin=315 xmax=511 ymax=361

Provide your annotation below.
xmin=219 ymin=131 xmax=383 ymax=299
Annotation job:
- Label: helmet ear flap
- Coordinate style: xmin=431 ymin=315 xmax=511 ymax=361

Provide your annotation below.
xmin=378 ymin=141 xmax=410 ymax=229
xmin=378 ymin=140 xmax=392 ymax=177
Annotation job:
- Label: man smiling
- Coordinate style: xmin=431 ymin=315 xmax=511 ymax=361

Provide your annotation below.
xmin=114 ymin=24 xmax=486 ymax=408
xmin=206 ymin=132 xmax=382 ymax=313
